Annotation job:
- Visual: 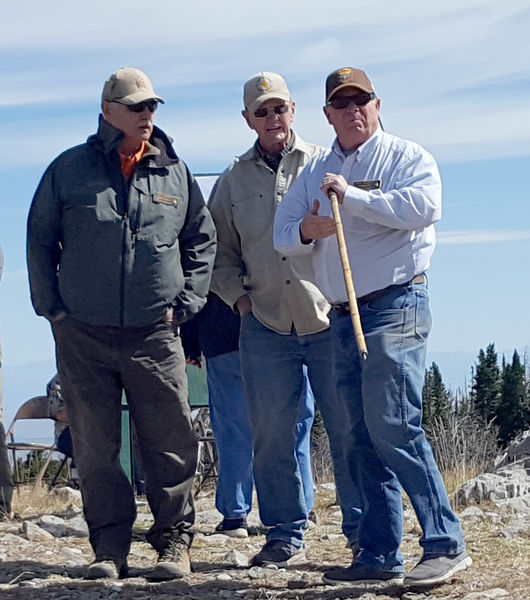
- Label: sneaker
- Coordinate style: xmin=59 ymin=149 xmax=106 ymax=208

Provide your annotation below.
xmin=404 ymin=551 xmax=472 ymax=587
xmin=149 ymin=540 xmax=191 ymax=581
xmin=215 ymin=518 xmax=248 ymax=538
xmin=250 ymin=539 xmax=306 ymax=567
xmin=323 ymin=563 xmax=404 ymax=586
xmin=86 ymin=556 xmax=128 ymax=579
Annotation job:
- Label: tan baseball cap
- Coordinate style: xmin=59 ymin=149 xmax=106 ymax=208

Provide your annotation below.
xmin=325 ymin=67 xmax=375 ymax=102
xmin=243 ymin=72 xmax=291 ymax=113
xmin=102 ymin=67 xmax=165 ymax=105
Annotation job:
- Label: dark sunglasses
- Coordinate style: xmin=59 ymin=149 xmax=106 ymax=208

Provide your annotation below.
xmin=122 ymin=99 xmax=159 ymax=113
xmin=327 ymin=92 xmax=376 ymax=110
xmin=253 ymin=103 xmax=289 ymax=118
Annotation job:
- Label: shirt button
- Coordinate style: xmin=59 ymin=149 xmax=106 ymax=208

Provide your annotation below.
xmin=286 ymin=280 xmax=291 ymax=284
xmin=281 ymin=257 xmax=286 ymax=261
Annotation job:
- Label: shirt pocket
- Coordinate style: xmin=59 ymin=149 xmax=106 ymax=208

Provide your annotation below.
xmin=231 ymin=193 xmax=275 ymax=247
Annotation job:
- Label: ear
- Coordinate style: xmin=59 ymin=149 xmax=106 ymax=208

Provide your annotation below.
xmin=101 ymin=100 xmax=112 ymax=120
xmin=242 ymin=109 xmax=254 ymax=130
xmin=323 ymin=106 xmax=333 ymax=125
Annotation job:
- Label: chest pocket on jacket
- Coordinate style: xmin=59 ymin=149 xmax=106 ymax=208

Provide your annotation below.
xmin=62 ymin=188 xmax=121 ymax=242
xmin=136 ymin=193 xmax=185 ymax=247
xmin=231 ymin=193 xmax=275 ymax=246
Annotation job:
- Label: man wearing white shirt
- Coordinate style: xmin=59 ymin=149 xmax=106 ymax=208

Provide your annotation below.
xmin=274 ymin=67 xmax=471 ymax=588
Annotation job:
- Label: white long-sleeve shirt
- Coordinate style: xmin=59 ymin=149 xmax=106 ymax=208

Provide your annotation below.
xmin=273 ymin=127 xmax=442 ymax=303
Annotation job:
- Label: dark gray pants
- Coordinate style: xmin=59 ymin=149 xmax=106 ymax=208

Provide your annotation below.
xmin=53 ymin=316 xmax=197 ymax=558
xmin=0 ymin=422 xmax=13 ymax=517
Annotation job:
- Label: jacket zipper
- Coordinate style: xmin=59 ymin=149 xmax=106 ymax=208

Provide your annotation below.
xmin=135 ymin=198 xmax=143 ymax=234
xmin=120 ymin=211 xmax=128 ymax=327
xmin=119 ymin=169 xmax=130 ymax=328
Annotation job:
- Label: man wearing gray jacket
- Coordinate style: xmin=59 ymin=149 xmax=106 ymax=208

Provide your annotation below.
xmin=27 ymin=68 xmax=216 ymax=581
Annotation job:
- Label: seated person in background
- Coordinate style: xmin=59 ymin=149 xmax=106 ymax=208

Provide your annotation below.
xmin=181 ymin=292 xmax=316 ymax=538
xmin=47 ymin=375 xmax=79 ymax=486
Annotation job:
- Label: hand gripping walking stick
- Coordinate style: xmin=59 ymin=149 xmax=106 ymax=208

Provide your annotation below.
xmin=328 ymin=189 xmax=368 ymax=359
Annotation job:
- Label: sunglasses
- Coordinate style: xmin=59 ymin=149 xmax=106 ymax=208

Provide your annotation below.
xmin=113 ymin=99 xmax=159 ymax=113
xmin=327 ymin=92 xmax=376 ymax=110
xmin=253 ymin=103 xmax=289 ymax=118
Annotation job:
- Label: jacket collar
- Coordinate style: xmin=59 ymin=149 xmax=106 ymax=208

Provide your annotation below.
xmin=89 ymin=115 xmax=180 ymax=167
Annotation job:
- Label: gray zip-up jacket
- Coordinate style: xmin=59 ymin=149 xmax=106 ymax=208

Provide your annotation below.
xmin=27 ymin=116 xmax=216 ymax=327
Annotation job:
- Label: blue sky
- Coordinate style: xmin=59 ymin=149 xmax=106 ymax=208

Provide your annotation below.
xmin=1 ymin=0 xmax=529 ymax=441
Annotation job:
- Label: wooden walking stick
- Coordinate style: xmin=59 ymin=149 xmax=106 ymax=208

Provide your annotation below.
xmin=328 ymin=189 xmax=368 ymax=359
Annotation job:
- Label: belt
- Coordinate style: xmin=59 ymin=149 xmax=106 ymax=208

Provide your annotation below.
xmin=329 ymin=274 xmax=426 ymax=314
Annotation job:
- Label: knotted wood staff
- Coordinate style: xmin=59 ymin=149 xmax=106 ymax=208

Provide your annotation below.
xmin=328 ymin=189 xmax=368 ymax=359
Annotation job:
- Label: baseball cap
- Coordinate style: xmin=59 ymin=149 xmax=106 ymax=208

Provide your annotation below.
xmin=102 ymin=67 xmax=165 ymax=105
xmin=325 ymin=67 xmax=375 ymax=102
xmin=243 ymin=72 xmax=291 ymax=113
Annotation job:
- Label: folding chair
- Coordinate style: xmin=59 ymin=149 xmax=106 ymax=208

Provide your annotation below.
xmin=5 ymin=395 xmax=58 ymax=486
xmin=186 ymin=363 xmax=218 ymax=496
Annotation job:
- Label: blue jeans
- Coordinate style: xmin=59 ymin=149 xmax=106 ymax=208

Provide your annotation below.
xmin=330 ymin=281 xmax=465 ymax=571
xmin=240 ymin=314 xmax=362 ymax=547
xmin=206 ymin=350 xmax=315 ymax=520
xmin=296 ymin=370 xmax=315 ymax=514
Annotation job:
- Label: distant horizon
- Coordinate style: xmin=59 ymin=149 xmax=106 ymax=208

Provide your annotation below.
xmin=3 ymin=343 xmax=527 ymax=447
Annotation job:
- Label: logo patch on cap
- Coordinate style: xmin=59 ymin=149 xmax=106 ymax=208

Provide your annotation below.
xmin=256 ymin=77 xmax=272 ymax=92
xmin=337 ymin=68 xmax=353 ymax=81
xmin=134 ymin=75 xmax=149 ymax=91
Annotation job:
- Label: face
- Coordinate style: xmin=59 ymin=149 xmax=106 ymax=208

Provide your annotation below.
xmin=102 ymin=100 xmax=155 ymax=151
xmin=323 ymin=86 xmax=380 ymax=151
xmin=243 ymin=98 xmax=295 ymax=154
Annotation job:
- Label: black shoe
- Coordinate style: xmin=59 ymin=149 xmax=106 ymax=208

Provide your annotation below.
xmin=250 ymin=540 xmax=306 ymax=567
xmin=307 ymin=510 xmax=319 ymax=525
xmin=86 ymin=556 xmax=128 ymax=579
xmin=149 ymin=540 xmax=191 ymax=581
xmin=323 ymin=563 xmax=404 ymax=586
xmin=404 ymin=551 xmax=472 ymax=587
xmin=0 ymin=503 xmax=10 ymax=522
xmin=215 ymin=518 xmax=248 ymax=538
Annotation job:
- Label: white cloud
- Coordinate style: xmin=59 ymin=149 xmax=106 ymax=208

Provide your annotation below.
xmin=1 ymin=0 xmax=529 ymax=167
xmin=437 ymin=230 xmax=530 ymax=244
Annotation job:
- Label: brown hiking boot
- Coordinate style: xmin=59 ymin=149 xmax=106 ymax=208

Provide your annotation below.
xmin=86 ymin=556 xmax=128 ymax=579
xmin=149 ymin=540 xmax=191 ymax=581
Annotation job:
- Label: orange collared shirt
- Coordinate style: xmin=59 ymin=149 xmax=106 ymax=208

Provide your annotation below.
xmin=120 ymin=142 xmax=146 ymax=178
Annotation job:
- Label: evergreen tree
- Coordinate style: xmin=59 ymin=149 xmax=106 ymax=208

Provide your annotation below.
xmin=496 ymin=350 xmax=528 ymax=445
xmin=422 ymin=362 xmax=451 ymax=431
xmin=471 ymin=343 xmax=502 ymax=422
xmin=525 ymin=352 xmax=530 ymax=429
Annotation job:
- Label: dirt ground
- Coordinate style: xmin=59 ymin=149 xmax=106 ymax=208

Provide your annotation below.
xmin=0 ymin=485 xmax=528 ymax=600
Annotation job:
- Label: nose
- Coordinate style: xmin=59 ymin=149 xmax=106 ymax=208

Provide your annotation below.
xmin=345 ymin=99 xmax=362 ymax=111
xmin=265 ymin=108 xmax=280 ymax=120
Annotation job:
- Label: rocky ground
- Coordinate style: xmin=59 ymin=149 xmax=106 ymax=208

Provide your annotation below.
xmin=0 ymin=480 xmax=528 ymax=600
